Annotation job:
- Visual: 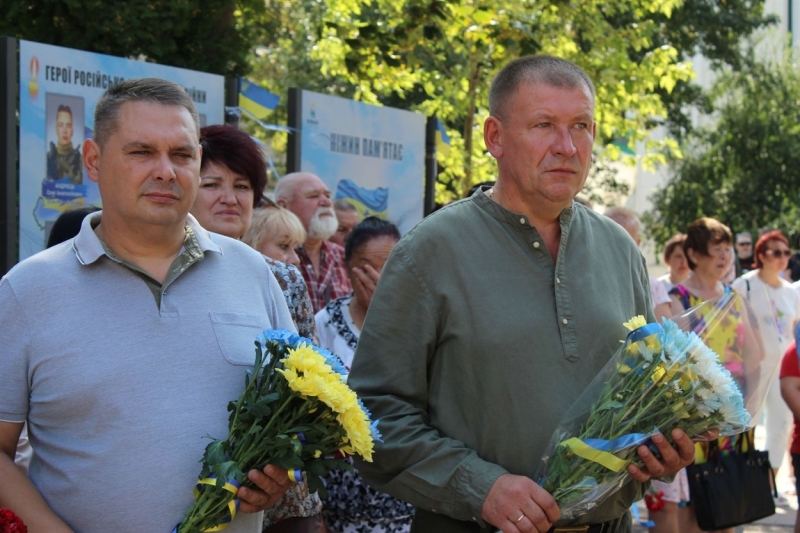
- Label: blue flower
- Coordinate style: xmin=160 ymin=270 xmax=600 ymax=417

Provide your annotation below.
xmin=314 ymin=345 xmax=349 ymax=376
xmin=357 ymin=398 xmax=383 ymax=443
xmin=257 ymin=329 xmax=310 ymax=349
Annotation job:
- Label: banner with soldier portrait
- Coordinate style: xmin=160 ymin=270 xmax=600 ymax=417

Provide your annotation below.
xmin=18 ymin=40 xmax=224 ymax=261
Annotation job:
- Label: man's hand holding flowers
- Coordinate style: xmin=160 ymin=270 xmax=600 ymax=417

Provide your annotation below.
xmin=481 ymin=473 xmax=559 ymax=533
xmin=626 ymin=428 xmax=695 ymax=483
xmin=236 ymin=465 xmax=290 ymax=513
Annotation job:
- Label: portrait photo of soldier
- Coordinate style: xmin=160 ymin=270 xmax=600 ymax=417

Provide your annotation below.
xmin=46 ymin=101 xmax=83 ymax=184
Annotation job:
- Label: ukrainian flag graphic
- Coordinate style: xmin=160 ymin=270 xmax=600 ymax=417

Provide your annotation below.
xmin=435 ymin=118 xmax=451 ymax=157
xmin=239 ymin=78 xmax=280 ymax=119
xmin=335 ymin=179 xmax=389 ymax=220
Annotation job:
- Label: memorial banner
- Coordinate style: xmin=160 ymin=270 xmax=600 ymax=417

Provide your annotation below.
xmin=18 ymin=40 xmax=224 ymax=260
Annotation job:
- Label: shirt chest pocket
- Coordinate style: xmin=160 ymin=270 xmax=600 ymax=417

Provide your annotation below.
xmin=209 ymin=312 xmax=266 ymax=366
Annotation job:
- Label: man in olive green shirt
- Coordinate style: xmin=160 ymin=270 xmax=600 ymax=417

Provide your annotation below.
xmin=348 ymin=56 xmax=696 ymax=533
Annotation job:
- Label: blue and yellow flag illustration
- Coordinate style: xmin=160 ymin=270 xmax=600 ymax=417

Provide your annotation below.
xmin=239 ymin=78 xmax=280 ymax=119
xmin=335 ymin=180 xmax=389 ymax=220
xmin=435 ymin=118 xmax=451 ymax=157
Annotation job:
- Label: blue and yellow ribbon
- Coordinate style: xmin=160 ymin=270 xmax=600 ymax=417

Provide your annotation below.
xmin=626 ymin=323 xmax=663 ymax=344
xmin=191 ymin=477 xmax=240 ymax=532
xmin=562 ymin=438 xmax=632 ymax=472
xmin=288 ymin=469 xmax=304 ymax=483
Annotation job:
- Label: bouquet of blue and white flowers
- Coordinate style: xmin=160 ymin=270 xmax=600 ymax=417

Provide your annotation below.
xmin=536 ymin=291 xmax=775 ymax=519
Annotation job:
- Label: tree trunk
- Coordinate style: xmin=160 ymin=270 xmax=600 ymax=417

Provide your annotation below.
xmin=460 ymin=57 xmax=481 ymax=199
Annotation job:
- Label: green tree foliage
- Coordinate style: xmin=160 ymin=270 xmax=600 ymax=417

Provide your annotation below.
xmin=312 ymin=0 xmax=698 ymax=202
xmin=628 ymin=0 xmax=777 ymax=140
xmin=2 ymin=0 xmax=262 ymax=76
xmin=245 ymin=0 xmax=772 ymax=203
xmin=645 ymin=53 xmax=800 ymax=247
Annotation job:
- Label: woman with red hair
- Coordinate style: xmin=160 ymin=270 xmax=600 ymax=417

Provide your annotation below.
xmin=732 ymin=230 xmax=800 ymax=502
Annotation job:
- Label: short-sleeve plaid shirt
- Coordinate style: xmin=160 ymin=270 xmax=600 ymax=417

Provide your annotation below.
xmin=296 ymin=240 xmax=352 ymax=313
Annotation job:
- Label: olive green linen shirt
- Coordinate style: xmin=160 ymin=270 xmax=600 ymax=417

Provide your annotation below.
xmin=349 ymin=190 xmax=655 ymax=532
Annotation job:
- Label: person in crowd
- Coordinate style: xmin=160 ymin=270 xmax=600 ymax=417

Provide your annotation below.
xmin=785 ymin=251 xmax=800 ymax=284
xmin=314 ymin=217 xmax=414 ymax=533
xmin=329 ymin=199 xmax=361 ymax=247
xmin=243 ymin=207 xmax=306 ymax=268
xmin=779 ymin=326 xmax=800 ymax=533
xmin=731 ymin=230 xmax=800 ymax=505
xmin=669 ymin=218 xmax=735 ymax=314
xmin=349 ymin=55 xmax=696 ymax=533
xmin=604 ymin=206 xmax=671 ymax=322
xmin=657 ymin=233 xmax=690 ymax=293
xmin=0 ymin=78 xmax=292 ymax=532
xmin=735 ymin=231 xmax=756 ymax=276
xmin=646 ymin=230 xmax=696 ymax=533
xmin=275 ymin=173 xmax=351 ymax=312
xmin=46 ymin=104 xmax=83 ymax=183
xmin=46 ymin=206 xmax=101 ymax=248
xmin=187 ymin=124 xmax=324 ymax=532
xmin=668 ymin=217 xmax=762 ymax=533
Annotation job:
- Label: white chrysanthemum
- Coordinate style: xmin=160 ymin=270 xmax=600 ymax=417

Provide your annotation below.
xmin=696 ymin=388 xmax=714 ymax=400
xmin=696 ymin=402 xmax=714 ymax=418
xmin=719 ymin=402 xmax=751 ymax=428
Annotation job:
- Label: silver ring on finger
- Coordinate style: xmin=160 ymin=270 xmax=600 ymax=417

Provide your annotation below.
xmin=516 ymin=514 xmax=525 ymax=523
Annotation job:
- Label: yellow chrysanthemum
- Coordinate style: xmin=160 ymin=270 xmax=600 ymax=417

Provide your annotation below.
xmin=337 ymin=407 xmax=375 ymax=461
xmin=623 ymin=315 xmax=647 ymax=331
xmin=277 ymin=344 xmax=375 ymax=461
xmin=645 ymin=337 xmax=661 ymax=352
xmin=283 ymin=345 xmax=335 ymax=377
xmin=652 ymin=365 xmax=667 ymax=384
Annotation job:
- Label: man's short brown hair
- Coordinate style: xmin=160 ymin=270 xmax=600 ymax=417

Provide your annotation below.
xmin=93 ymin=78 xmax=199 ymax=148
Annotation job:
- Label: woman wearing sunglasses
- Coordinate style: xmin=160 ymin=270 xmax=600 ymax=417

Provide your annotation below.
xmin=731 ymin=230 xmax=800 ymax=502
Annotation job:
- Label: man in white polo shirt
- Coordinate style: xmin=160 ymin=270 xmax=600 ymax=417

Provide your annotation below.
xmin=0 ymin=78 xmax=294 ymax=532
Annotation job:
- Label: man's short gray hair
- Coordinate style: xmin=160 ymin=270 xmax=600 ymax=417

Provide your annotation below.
xmin=489 ymin=55 xmax=595 ymax=119
xmin=93 ymin=78 xmax=200 ymax=148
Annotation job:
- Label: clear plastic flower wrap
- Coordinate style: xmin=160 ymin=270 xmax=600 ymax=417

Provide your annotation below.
xmin=534 ymin=290 xmax=776 ymax=520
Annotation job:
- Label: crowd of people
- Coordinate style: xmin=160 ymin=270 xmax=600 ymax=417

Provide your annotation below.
xmin=0 ymin=55 xmax=796 ymax=533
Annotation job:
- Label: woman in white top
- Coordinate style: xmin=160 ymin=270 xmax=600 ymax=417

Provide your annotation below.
xmin=731 ymin=230 xmax=800 ymax=490
xmin=315 ymin=217 xmax=413 ymax=533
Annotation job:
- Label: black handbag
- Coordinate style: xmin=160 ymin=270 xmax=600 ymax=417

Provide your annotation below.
xmin=687 ymin=432 xmax=777 ymax=530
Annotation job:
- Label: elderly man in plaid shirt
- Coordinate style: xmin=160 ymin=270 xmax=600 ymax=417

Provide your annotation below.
xmin=276 ymin=173 xmax=352 ymax=312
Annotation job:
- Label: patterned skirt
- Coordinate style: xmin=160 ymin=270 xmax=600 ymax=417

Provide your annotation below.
xmin=322 ymin=458 xmax=414 ymax=533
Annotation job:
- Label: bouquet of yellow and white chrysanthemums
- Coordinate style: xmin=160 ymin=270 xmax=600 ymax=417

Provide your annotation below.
xmin=536 ymin=292 xmax=776 ymax=519
xmin=173 ymin=329 xmax=379 ymax=533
